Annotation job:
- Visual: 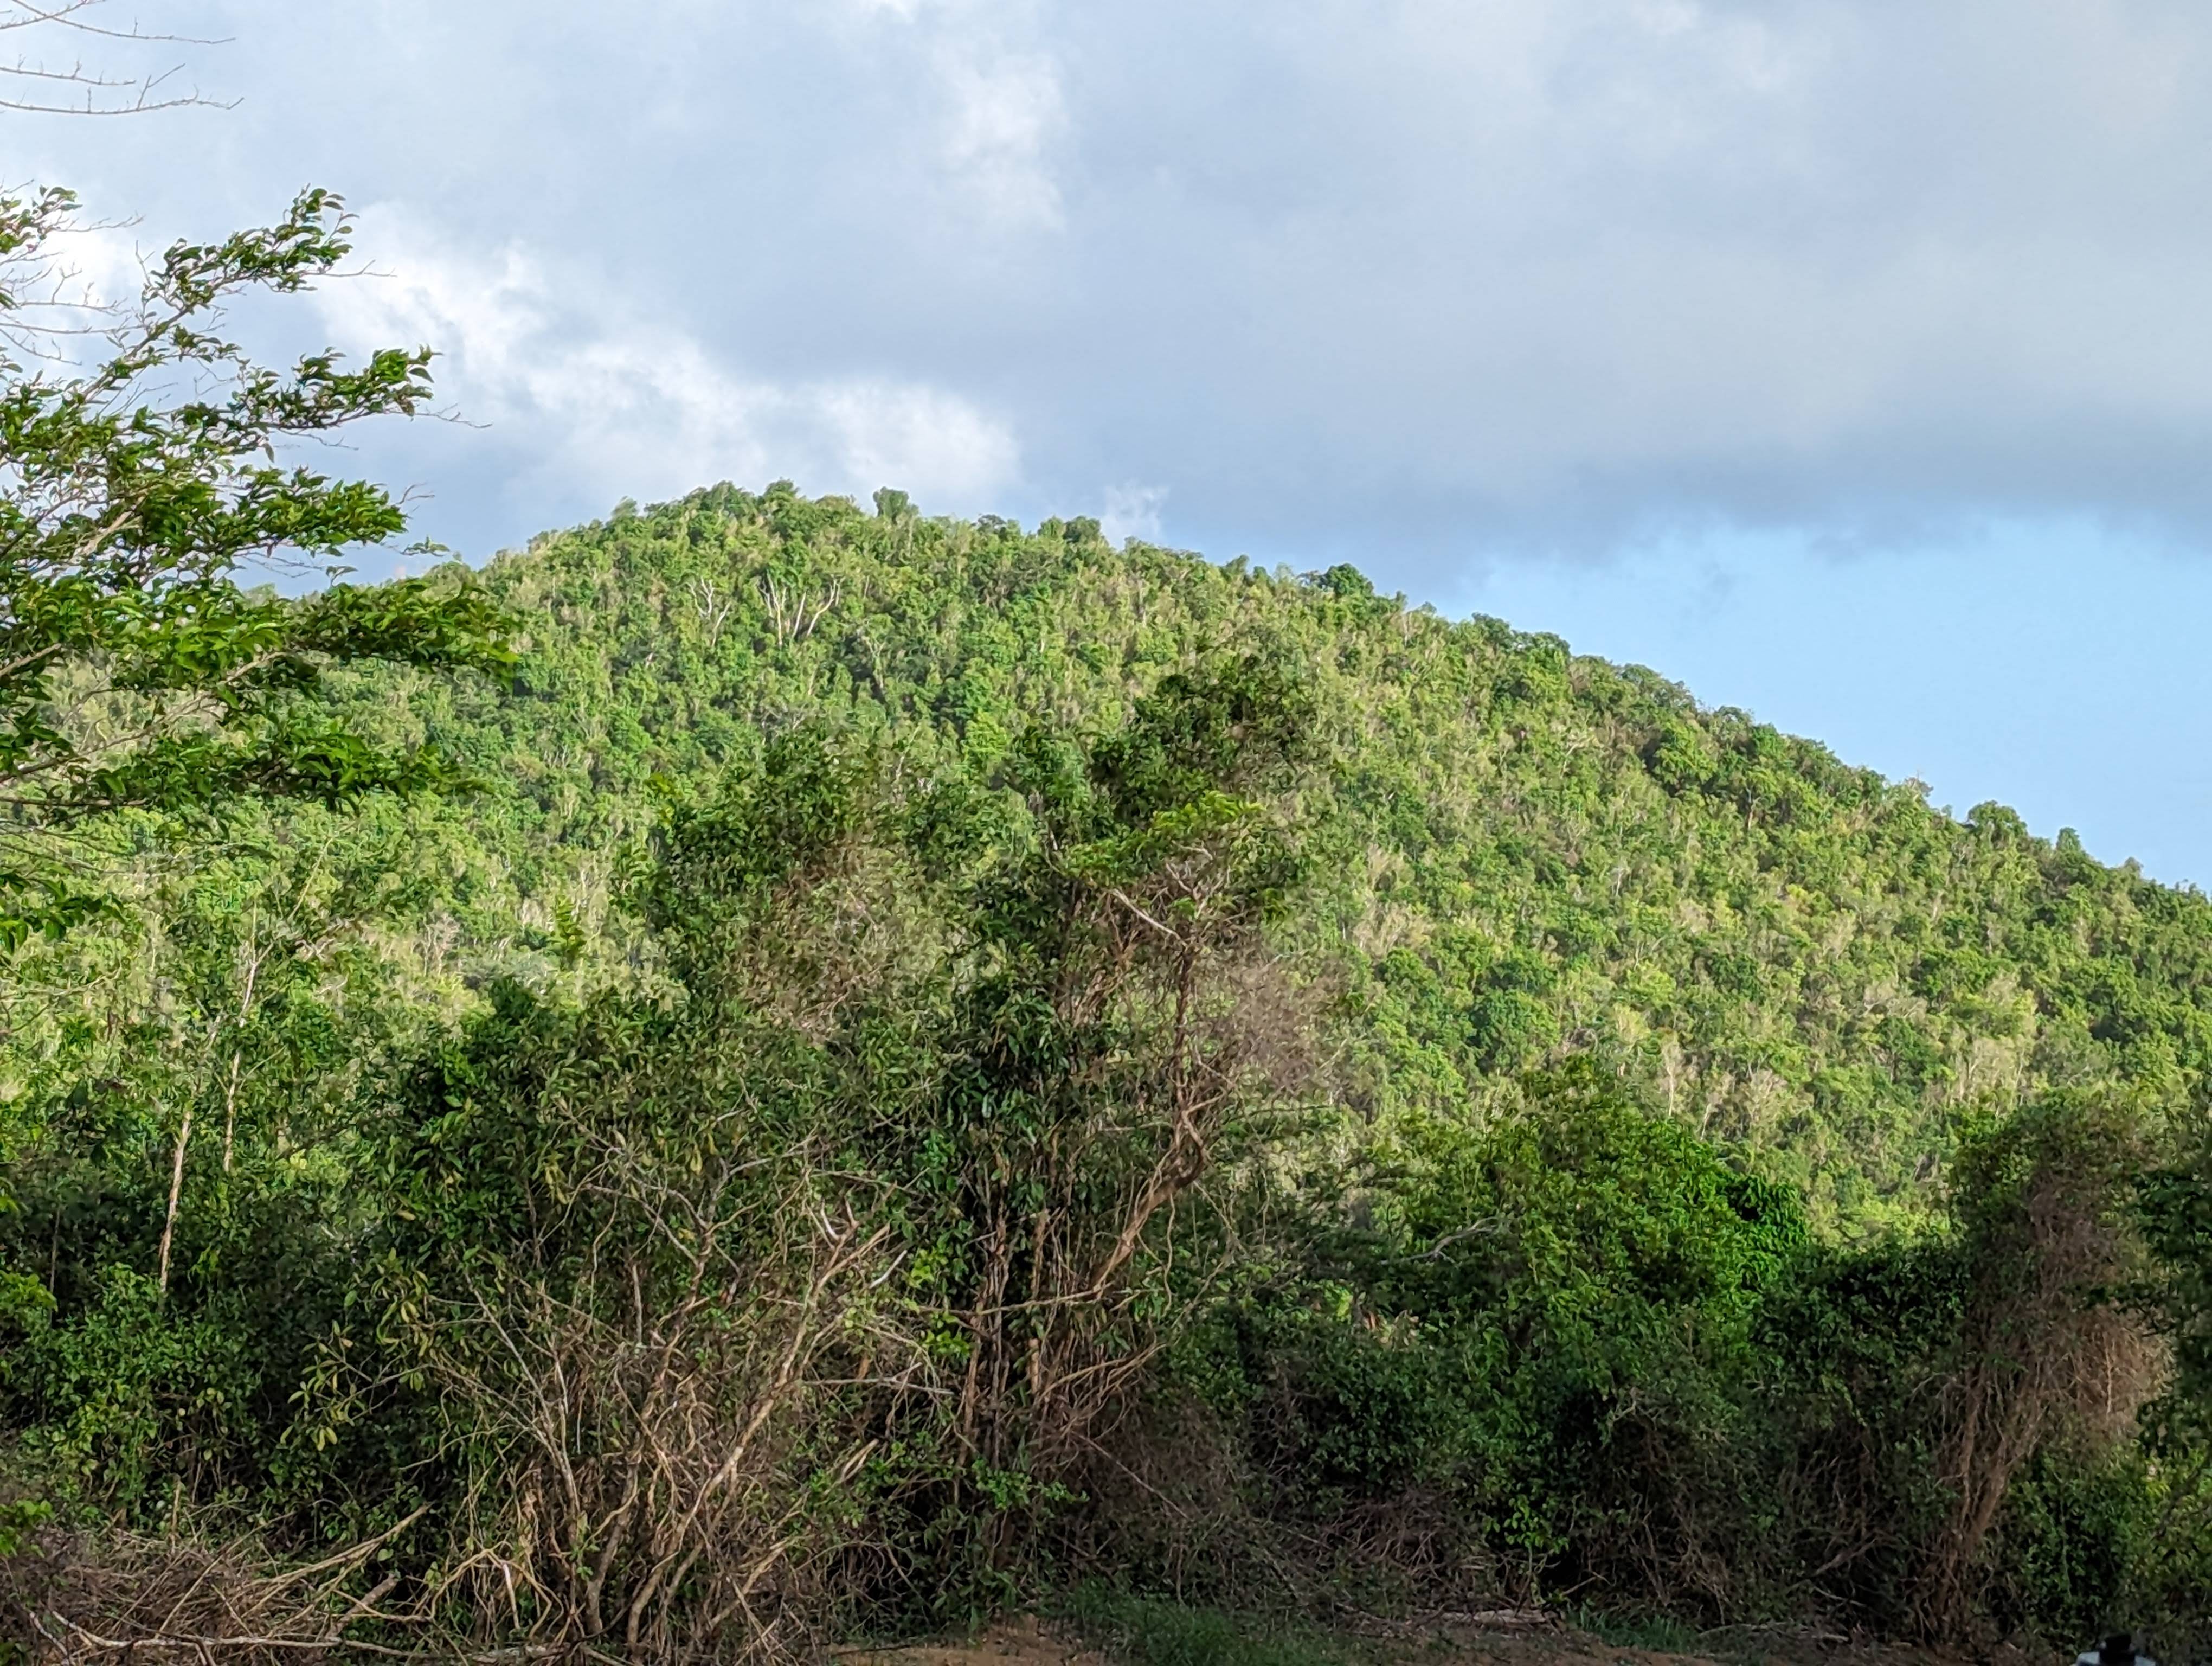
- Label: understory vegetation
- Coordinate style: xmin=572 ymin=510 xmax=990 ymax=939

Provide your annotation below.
xmin=7 ymin=471 xmax=2212 ymax=1658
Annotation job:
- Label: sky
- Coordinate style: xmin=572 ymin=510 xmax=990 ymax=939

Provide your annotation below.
xmin=12 ymin=0 xmax=2212 ymax=880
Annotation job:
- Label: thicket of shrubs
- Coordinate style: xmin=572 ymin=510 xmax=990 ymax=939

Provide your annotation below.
xmin=5 ymin=658 xmax=2211 ymax=1659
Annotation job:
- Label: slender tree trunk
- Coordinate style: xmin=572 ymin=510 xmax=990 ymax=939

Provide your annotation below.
xmin=220 ymin=1049 xmax=242 ymax=1173
xmin=156 ymin=1101 xmax=193 ymax=1296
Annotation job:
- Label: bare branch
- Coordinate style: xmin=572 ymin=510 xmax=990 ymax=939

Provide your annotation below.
xmin=0 ymin=0 xmax=222 ymax=47
xmin=0 ymin=1 xmax=232 ymax=116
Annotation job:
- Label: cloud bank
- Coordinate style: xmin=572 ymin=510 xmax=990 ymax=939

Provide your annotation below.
xmin=22 ymin=0 xmax=2212 ymax=559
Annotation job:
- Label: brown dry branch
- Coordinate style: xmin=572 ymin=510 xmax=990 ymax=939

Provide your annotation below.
xmin=953 ymin=808 xmax=1320 ymax=1500
xmin=404 ymin=1130 xmax=916 ymax=1662
xmin=8 ymin=1508 xmax=424 ymax=1663
xmin=1914 ymin=1098 xmax=2167 ymax=1637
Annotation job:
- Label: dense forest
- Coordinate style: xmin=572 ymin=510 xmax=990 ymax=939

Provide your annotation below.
xmin=3 ymin=196 xmax=2212 ymax=1662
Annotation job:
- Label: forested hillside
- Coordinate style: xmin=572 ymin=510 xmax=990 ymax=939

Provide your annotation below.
xmin=344 ymin=482 xmax=2211 ymax=1229
xmin=8 ymin=480 xmax=2212 ymax=1658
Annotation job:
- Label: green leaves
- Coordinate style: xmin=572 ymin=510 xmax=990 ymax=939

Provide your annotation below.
xmin=0 ymin=185 xmax=506 ymax=928
xmin=1061 ymin=791 xmax=1264 ymax=887
xmin=2136 ymin=1119 xmax=2212 ymax=1427
xmin=1089 ymin=654 xmax=1315 ymax=824
xmin=10 ymin=474 xmax=2212 ymax=1643
xmin=0 ymin=869 xmax=117 ymax=951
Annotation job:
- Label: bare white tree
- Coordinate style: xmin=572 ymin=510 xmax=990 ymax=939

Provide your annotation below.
xmin=0 ymin=0 xmax=227 ymax=116
xmin=689 ymin=574 xmax=738 ymax=646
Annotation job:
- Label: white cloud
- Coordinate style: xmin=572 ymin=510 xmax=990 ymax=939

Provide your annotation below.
xmin=1099 ymin=483 xmax=1167 ymax=546
xmin=936 ymin=47 xmax=1065 ymax=227
xmin=314 ymin=216 xmax=1021 ymax=520
xmin=851 ymin=0 xmax=1067 ymax=228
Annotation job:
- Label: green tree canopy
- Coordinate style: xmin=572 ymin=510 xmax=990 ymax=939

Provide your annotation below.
xmin=0 ymin=184 xmax=509 ymax=947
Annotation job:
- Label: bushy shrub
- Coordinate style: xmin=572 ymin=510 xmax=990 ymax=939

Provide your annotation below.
xmin=1181 ymin=1068 xmax=1807 ymax=1614
xmin=1157 ymin=1078 xmax=2194 ymax=1641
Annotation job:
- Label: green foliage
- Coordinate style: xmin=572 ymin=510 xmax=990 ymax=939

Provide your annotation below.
xmin=155 ymin=664 xmax=1324 ymax=1651
xmin=1 ymin=1266 xmax=271 ymax=1511
xmin=293 ymin=481 xmax=2212 ymax=1239
xmin=1198 ymin=1069 xmax=1811 ymax=1605
xmin=1168 ymin=1082 xmax=2187 ymax=1636
xmin=0 ymin=184 xmax=508 ymax=949
xmin=8 ymin=480 xmax=2212 ymax=1651
xmin=1986 ymin=1444 xmax=2151 ymax=1646
xmin=2139 ymin=1117 xmax=2212 ymax=1422
xmin=0 ymin=178 xmax=510 ymax=1562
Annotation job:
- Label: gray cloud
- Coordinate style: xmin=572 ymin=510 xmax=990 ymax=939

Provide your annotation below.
xmin=18 ymin=0 xmax=2212 ymax=563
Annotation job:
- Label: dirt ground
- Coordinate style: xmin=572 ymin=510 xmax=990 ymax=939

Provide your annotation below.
xmin=861 ymin=1612 xmax=2047 ymax=1666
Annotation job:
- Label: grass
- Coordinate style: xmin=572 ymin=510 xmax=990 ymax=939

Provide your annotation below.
xmin=1055 ymin=1585 xmax=1368 ymax=1666
xmin=1564 ymin=1606 xmax=1707 ymax=1653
